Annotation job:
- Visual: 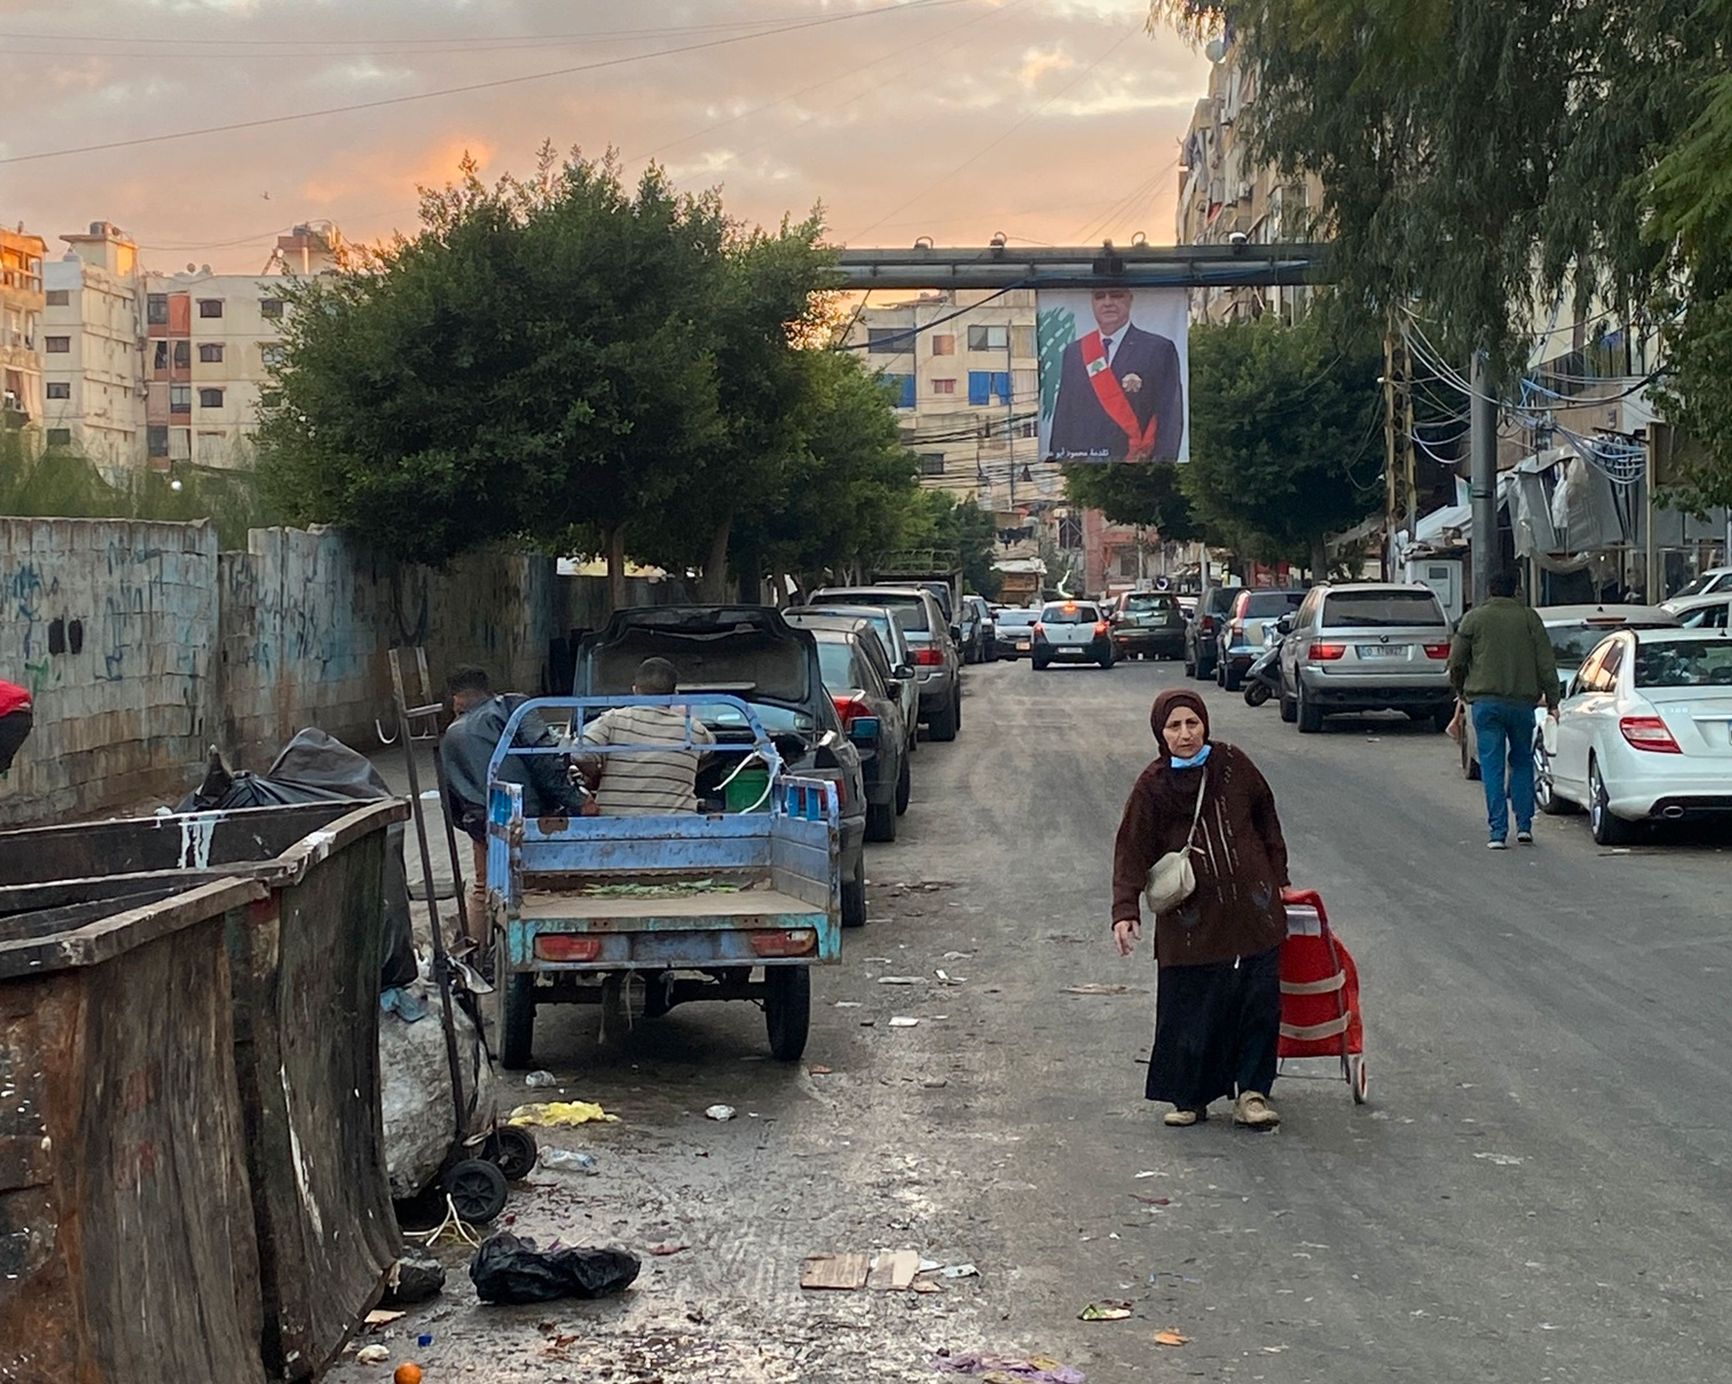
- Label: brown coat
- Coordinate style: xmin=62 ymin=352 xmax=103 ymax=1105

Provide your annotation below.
xmin=1111 ymin=742 xmax=1290 ymax=967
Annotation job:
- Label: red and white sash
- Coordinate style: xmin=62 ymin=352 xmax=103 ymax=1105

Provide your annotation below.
xmin=1081 ymin=331 xmax=1158 ymax=460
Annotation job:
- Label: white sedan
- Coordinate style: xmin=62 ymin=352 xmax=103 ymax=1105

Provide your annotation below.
xmin=1539 ymin=628 xmax=1732 ymax=844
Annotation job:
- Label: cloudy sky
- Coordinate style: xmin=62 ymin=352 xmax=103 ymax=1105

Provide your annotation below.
xmin=1 ymin=0 xmax=1209 ymax=273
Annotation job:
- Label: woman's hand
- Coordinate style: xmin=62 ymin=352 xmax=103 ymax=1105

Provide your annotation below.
xmin=1112 ymin=918 xmax=1142 ymax=957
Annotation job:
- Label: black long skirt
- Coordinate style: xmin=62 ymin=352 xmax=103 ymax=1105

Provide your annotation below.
xmin=1145 ymin=945 xmax=1281 ymax=1108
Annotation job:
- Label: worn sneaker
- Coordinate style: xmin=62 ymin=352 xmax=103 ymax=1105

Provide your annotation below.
xmin=1233 ymin=1091 xmax=1280 ymax=1129
xmin=1163 ymin=1107 xmax=1206 ymax=1127
xmin=1516 ymin=830 xmax=1535 ymax=845
xmin=1487 ymin=839 xmax=1508 ymax=850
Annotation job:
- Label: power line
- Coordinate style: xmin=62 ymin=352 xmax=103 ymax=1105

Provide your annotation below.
xmin=844 ymin=20 xmax=1142 ymax=243
xmin=834 ymin=284 xmax=1028 ymax=350
xmin=0 ymin=0 xmax=972 ymax=167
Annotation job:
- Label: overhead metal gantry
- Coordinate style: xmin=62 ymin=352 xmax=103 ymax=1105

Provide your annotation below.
xmin=832 ymin=240 xmax=1332 ymax=290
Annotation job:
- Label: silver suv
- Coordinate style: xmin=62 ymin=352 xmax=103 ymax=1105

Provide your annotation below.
xmin=810 ymin=585 xmax=963 ymax=741
xmin=1277 ymin=582 xmax=1454 ymax=733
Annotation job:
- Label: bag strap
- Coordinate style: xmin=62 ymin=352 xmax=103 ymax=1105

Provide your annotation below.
xmin=1183 ymin=769 xmax=1208 ymax=849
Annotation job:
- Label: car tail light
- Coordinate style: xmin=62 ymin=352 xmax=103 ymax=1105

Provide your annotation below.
xmin=831 ymin=693 xmax=870 ymax=727
xmin=912 ymin=646 xmax=943 ymax=667
xmin=1093 ymin=620 xmax=1110 ymax=636
xmin=1308 ymin=642 xmax=1346 ymax=661
xmin=748 ymin=930 xmax=817 ymax=958
xmin=534 ymin=934 xmax=602 ymax=962
xmin=1423 ymin=643 xmax=1451 ymax=659
xmin=1201 ymin=615 xmax=1218 ymax=633
xmin=1619 ymin=715 xmax=1682 ymax=753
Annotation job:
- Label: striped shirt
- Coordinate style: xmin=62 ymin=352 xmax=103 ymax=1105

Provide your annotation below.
xmin=579 ymin=705 xmax=714 ymax=816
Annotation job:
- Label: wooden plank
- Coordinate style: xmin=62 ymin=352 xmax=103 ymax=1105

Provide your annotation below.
xmin=800 ymin=1253 xmax=871 ymax=1291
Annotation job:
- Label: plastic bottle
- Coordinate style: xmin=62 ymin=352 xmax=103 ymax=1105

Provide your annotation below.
xmin=539 ymin=1148 xmax=600 ymax=1175
xmin=523 ymin=1070 xmax=559 ymax=1088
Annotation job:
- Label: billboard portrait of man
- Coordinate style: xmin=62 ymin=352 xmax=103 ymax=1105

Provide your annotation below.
xmin=1044 ymin=287 xmax=1186 ymax=463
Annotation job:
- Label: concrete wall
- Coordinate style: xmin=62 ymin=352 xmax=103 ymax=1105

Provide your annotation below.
xmin=0 ymin=517 xmax=558 ymax=826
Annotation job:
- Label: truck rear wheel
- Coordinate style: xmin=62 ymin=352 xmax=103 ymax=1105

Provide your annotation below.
xmin=841 ymin=851 xmax=867 ymax=928
xmin=499 ymin=973 xmax=535 ymax=1070
xmin=764 ymin=966 xmax=812 ymax=1062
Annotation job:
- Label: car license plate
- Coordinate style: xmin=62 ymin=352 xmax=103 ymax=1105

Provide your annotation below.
xmin=1017 ymin=640 xmax=1031 ymax=651
xmin=1356 ymin=644 xmax=1404 ymax=658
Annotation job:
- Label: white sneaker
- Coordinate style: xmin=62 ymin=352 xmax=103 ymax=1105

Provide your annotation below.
xmin=1487 ymin=839 xmax=1508 ymax=850
xmin=1516 ymin=830 xmax=1534 ymax=845
xmin=1233 ymin=1091 xmax=1280 ymax=1129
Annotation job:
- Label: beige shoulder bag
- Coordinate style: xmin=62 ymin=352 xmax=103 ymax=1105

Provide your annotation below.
xmin=1143 ymin=771 xmax=1208 ymax=915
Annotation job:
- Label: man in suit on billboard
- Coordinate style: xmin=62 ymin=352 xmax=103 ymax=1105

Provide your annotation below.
xmin=1048 ymin=288 xmax=1184 ymax=462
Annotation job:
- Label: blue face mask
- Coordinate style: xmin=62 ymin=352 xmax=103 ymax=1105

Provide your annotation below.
xmin=1170 ymin=743 xmax=1212 ymax=770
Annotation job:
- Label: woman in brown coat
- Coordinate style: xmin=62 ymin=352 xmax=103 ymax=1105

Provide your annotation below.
xmin=1112 ymin=689 xmax=1290 ymax=1128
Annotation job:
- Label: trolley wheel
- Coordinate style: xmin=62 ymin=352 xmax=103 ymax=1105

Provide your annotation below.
xmin=485 ymin=1125 xmax=538 ymax=1182
xmin=444 ymin=1157 xmax=509 ymax=1224
xmin=1349 ymin=1055 xmax=1370 ymax=1105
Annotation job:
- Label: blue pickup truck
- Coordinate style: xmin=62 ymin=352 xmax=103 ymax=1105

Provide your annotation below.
xmin=484 ymin=694 xmax=846 ymax=1066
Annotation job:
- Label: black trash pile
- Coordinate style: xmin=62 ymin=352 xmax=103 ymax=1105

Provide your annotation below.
xmin=470 ymin=1233 xmax=641 ymax=1305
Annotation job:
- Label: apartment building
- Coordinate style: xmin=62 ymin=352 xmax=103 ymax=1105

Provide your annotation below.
xmin=1175 ymin=34 xmax=1321 ymax=326
xmin=41 ymin=222 xmax=145 ymax=466
xmin=1 ymin=225 xmax=47 ymax=436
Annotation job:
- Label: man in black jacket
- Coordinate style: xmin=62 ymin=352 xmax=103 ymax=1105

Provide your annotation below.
xmin=1048 ymin=288 xmax=1184 ymax=462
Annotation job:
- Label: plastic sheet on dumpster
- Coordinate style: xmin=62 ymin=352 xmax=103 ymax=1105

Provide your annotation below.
xmin=469 ymin=1233 xmax=640 ymax=1305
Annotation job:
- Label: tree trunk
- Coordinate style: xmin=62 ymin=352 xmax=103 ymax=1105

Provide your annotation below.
xmin=606 ymin=527 xmax=627 ymax=614
xmin=698 ymin=515 xmax=733 ymax=603
xmin=1309 ymin=534 xmax=1329 ymax=582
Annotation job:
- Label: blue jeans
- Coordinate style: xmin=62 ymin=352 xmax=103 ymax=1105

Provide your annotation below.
xmin=1472 ymin=698 xmax=1536 ymax=841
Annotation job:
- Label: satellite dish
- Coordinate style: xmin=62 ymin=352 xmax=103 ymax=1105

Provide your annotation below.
xmin=1205 ymin=37 xmax=1226 ymax=63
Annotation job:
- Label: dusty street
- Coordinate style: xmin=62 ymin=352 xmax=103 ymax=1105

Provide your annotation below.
xmin=335 ymin=660 xmax=1732 ymax=1384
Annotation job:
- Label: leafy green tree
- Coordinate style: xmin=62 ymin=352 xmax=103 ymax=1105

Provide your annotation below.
xmin=1062 ymin=462 xmax=1199 ymax=544
xmin=1179 ymin=317 xmax=1382 ymax=573
xmin=901 ymin=493 xmax=1004 ymax=600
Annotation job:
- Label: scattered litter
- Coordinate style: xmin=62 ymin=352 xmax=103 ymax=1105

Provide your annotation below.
xmin=869 ymin=1249 xmax=922 ymax=1291
xmin=863 ymin=956 xmax=894 ymax=964
xmin=355 ymin=1345 xmax=390 ymax=1364
xmin=1474 ymin=1152 xmax=1524 ymax=1167
xmin=933 ymin=1352 xmax=1085 ymax=1382
xmin=364 ymin=1309 xmax=405 ymax=1327
xmin=1079 ymin=1301 xmax=1134 ymax=1321
xmin=801 ymin=1252 xmax=871 ymax=1291
xmin=942 ymin=950 xmax=973 ymax=961
xmin=809 ymin=1065 xmax=834 ymax=1076
xmin=647 ymin=1242 xmax=689 ymax=1256
xmin=539 ymin=1147 xmax=600 ymax=1175
xmin=416 ymin=1335 xmax=433 ymax=1349
xmin=878 ymin=976 xmax=923 ymax=985
xmin=523 ymin=1070 xmax=559 ymax=1088
xmin=469 ymin=1232 xmax=640 ymax=1305
xmin=1155 ymin=1330 xmax=1190 ymax=1347
xmin=1131 ymin=1194 xmax=1172 ymax=1206
xmin=889 ymin=1016 xmax=920 ymax=1028
xmin=860 ymin=1019 xmax=877 ymax=1027
xmin=935 ymin=969 xmax=967 ymax=985
xmin=923 ymin=1077 xmax=949 ymax=1089
xmin=1261 ymin=1345 xmax=1288 ymax=1354
xmin=507 ymin=1100 xmax=618 ymax=1128
xmin=705 ymin=1105 xmax=737 ymax=1122
xmin=834 ymin=1001 xmax=863 ymax=1009
xmin=394 ymin=1365 xmax=423 ymax=1384
xmin=939 ymin=1262 xmax=979 ymax=1279
xmin=912 ymin=1278 xmax=943 ymax=1294
xmin=1134 ymin=1171 xmax=1163 ymax=1179
xmin=382 ymin=1250 xmax=446 ymax=1306
xmin=1063 ymin=984 xmax=1135 ymax=996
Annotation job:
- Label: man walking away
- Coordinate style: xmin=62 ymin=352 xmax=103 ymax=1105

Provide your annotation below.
xmin=0 ymin=680 xmax=32 ymax=776
xmin=441 ymin=665 xmax=591 ymax=944
xmin=1448 ymin=571 xmax=1560 ymax=849
xmin=576 ymin=658 xmax=714 ymax=816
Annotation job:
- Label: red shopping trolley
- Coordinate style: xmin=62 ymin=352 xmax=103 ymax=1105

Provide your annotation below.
xmin=1278 ymin=888 xmax=1368 ymax=1103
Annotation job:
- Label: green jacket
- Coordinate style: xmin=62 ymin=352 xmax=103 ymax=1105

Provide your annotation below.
xmin=1448 ymin=597 xmax=1560 ymax=709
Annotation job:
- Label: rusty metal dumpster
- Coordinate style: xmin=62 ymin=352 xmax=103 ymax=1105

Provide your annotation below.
xmin=0 ymin=797 xmax=410 ymax=1380
xmin=0 ymin=876 xmax=269 ymax=1384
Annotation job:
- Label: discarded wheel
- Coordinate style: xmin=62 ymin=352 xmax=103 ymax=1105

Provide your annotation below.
xmin=485 ymin=1125 xmax=538 ymax=1182
xmin=444 ymin=1158 xmax=509 ymax=1224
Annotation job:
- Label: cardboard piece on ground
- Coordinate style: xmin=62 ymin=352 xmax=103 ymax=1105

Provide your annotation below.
xmin=801 ymin=1253 xmax=871 ymax=1291
xmin=364 ymin=1309 xmax=406 ymax=1327
xmin=868 ymin=1250 xmax=922 ymax=1291
xmin=911 ymin=1278 xmax=943 ymax=1294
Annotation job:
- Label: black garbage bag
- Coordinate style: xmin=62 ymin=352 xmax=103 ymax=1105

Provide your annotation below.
xmin=469 ymin=1232 xmax=640 ymax=1305
xmin=178 ymin=729 xmax=418 ymax=990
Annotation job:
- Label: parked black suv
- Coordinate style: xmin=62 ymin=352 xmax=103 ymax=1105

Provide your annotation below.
xmin=1185 ymin=585 xmax=1245 ymax=681
xmin=573 ymin=606 xmax=870 ymax=927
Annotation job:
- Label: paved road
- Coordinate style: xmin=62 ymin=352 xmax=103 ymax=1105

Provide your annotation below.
xmin=339 ymin=658 xmax=1732 ymax=1382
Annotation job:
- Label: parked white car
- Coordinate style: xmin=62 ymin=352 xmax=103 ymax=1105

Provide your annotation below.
xmin=1538 ymin=628 xmax=1732 ymax=844
xmin=1669 ymin=592 xmax=1732 ymax=631
xmin=1661 ymin=567 xmax=1732 ymax=613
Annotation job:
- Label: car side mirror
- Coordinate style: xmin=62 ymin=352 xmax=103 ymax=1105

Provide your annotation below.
xmin=1275 ymin=614 xmax=1295 ymax=635
xmin=847 ymin=716 xmax=881 ymax=746
xmin=893 ymin=663 xmax=914 ymax=680
xmin=950 ymin=624 xmax=963 ymax=643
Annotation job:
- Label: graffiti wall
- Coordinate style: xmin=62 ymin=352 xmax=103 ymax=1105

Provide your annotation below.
xmin=0 ymin=518 xmax=557 ymax=826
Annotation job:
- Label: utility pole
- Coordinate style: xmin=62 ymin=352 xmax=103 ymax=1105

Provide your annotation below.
xmin=1469 ymin=350 xmax=1498 ymax=607
xmin=1382 ymin=327 xmax=1398 ymax=580
xmin=1005 ymin=330 xmax=1017 ymax=510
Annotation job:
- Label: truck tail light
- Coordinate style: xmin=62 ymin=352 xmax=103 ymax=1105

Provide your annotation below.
xmin=912 ymin=647 xmax=944 ymax=667
xmin=1423 ymin=643 xmax=1451 ymax=659
xmin=748 ymin=929 xmax=817 ymax=958
xmin=1619 ymin=715 xmax=1681 ymax=753
xmin=1308 ymin=642 xmax=1346 ymax=661
xmin=831 ymin=693 xmax=870 ymax=727
xmin=534 ymin=934 xmax=602 ymax=962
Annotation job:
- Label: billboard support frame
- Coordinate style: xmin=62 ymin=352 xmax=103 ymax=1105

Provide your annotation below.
xmin=833 ymin=242 xmax=1330 ymax=291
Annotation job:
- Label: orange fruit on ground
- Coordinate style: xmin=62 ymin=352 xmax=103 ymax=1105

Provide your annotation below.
xmin=394 ymin=1365 xmax=423 ymax=1384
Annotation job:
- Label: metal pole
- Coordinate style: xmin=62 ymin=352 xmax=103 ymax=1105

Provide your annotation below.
xmin=1006 ymin=331 xmax=1016 ymax=509
xmin=1469 ymin=351 xmax=1498 ymax=607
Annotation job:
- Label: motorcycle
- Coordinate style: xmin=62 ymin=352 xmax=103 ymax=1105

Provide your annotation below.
xmin=1242 ymin=630 xmax=1285 ymax=707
